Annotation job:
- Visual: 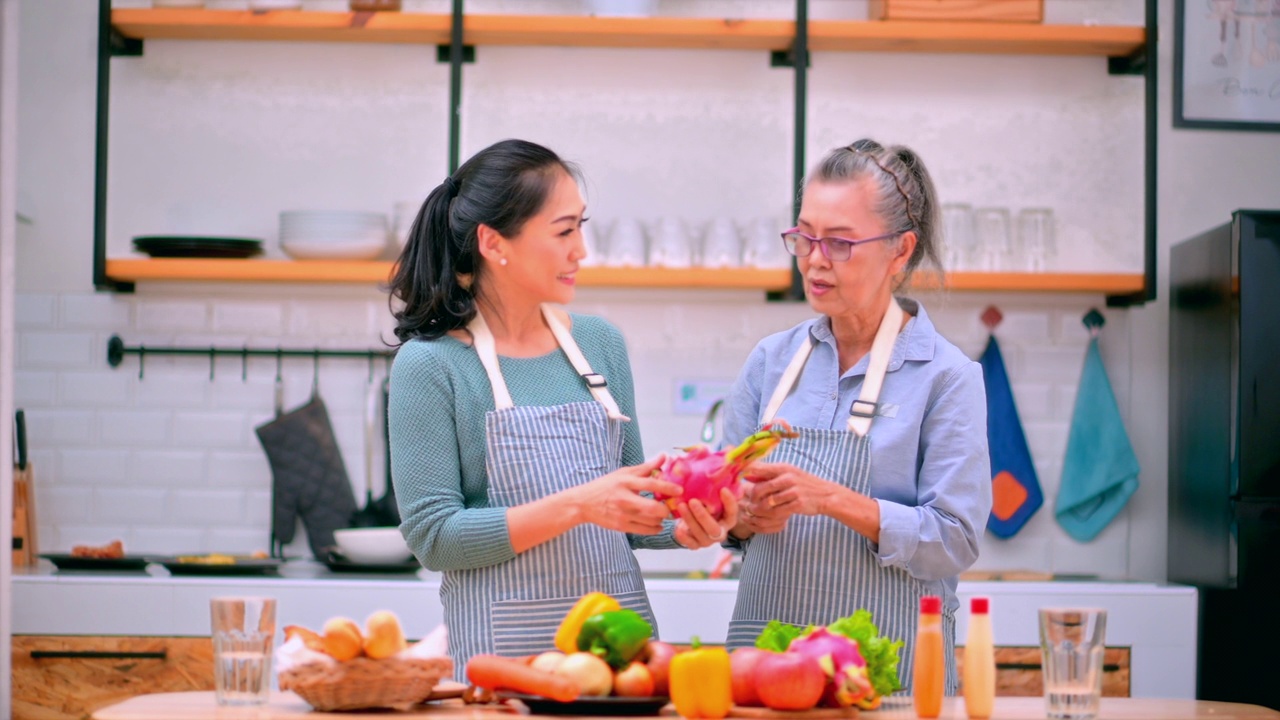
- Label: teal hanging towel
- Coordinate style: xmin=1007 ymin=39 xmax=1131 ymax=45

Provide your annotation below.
xmin=1056 ymin=310 xmax=1140 ymax=542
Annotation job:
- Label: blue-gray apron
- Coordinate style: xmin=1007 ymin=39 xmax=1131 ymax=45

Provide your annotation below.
xmin=725 ymin=299 xmax=958 ymax=695
xmin=440 ymin=306 xmax=655 ymax=679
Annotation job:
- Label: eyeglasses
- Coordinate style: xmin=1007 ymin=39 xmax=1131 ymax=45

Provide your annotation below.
xmin=780 ymin=228 xmax=904 ymax=262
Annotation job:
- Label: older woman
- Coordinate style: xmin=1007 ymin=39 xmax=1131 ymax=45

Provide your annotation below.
xmin=723 ymin=139 xmax=992 ymax=694
xmin=387 ymin=139 xmax=736 ymax=676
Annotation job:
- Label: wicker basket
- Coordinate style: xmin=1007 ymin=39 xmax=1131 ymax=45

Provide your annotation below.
xmin=279 ymin=655 xmax=453 ymax=711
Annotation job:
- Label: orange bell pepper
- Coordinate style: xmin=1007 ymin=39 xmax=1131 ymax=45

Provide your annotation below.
xmin=554 ymin=592 xmax=621 ymax=654
xmin=669 ymin=638 xmax=732 ymax=719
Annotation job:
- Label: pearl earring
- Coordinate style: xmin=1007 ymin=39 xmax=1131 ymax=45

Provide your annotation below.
xmin=499 ymin=258 xmax=508 ymax=266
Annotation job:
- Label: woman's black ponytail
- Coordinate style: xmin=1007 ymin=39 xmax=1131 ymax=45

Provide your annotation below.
xmin=387 ymin=139 xmax=578 ymax=344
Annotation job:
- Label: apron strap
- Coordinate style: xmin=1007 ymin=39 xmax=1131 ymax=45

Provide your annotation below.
xmin=760 ymin=297 xmax=903 ymax=438
xmin=761 ymin=336 xmax=815 ymax=425
xmin=541 ymin=305 xmax=630 ymax=421
xmin=469 ymin=310 xmax=516 ymax=411
xmin=849 ymin=298 xmax=903 ymax=437
xmin=467 ymin=306 xmax=630 ymax=421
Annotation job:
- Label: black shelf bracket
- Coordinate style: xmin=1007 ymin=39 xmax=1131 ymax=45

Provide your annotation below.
xmin=435 ymin=44 xmax=475 ymax=64
xmin=771 ymin=0 xmax=808 ymax=303
xmin=95 ymin=0 xmax=135 ymax=293
xmin=769 ymin=47 xmax=810 ymax=69
xmin=1107 ymin=48 xmax=1145 ymax=76
xmin=1105 ymin=0 xmax=1157 ymax=308
xmin=445 ymin=0 xmax=466 ymax=173
xmin=110 ymin=27 xmax=143 ymax=57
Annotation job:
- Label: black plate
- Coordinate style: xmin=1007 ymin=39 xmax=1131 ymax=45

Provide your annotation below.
xmin=39 ymin=553 xmax=152 ymax=572
xmin=322 ymin=555 xmax=421 ymax=574
xmin=132 ymin=236 xmax=263 ymax=259
xmin=155 ymin=556 xmax=282 ymax=576
xmin=497 ymin=692 xmax=670 ymax=716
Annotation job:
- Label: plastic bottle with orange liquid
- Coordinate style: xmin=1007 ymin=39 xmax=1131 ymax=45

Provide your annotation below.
xmin=913 ymin=595 xmax=945 ymax=718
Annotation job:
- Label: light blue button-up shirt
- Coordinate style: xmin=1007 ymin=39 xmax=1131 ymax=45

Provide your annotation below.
xmin=723 ymin=298 xmax=992 ymax=611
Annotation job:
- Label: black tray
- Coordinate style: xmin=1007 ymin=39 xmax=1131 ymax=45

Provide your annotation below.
xmin=155 ymin=556 xmax=282 ymax=576
xmin=497 ymin=692 xmax=670 ymax=716
xmin=322 ymin=555 xmax=421 ymax=574
xmin=132 ymin=236 xmax=263 ymax=259
xmin=39 ymin=553 xmax=152 ymax=572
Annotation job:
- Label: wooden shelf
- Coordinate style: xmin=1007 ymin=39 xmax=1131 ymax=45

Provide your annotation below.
xmin=810 ymin=21 xmax=1144 ymax=56
xmin=111 ymin=9 xmax=1144 ymax=57
xmin=104 ymin=259 xmax=1142 ymax=294
xmin=914 ymin=271 xmax=1145 ymax=294
xmin=103 ymin=259 xmax=794 ymax=290
xmin=105 ymin=258 xmax=397 ymax=283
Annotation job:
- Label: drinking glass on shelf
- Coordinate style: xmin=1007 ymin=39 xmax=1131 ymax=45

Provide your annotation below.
xmin=647 ymin=217 xmax=692 ymax=268
xmin=741 ymin=216 xmax=792 ymax=270
xmin=941 ymin=203 xmax=976 ymax=270
xmin=210 ymin=596 xmax=277 ymax=707
xmin=701 ymin=218 xmax=742 ymax=269
xmin=606 ymin=218 xmax=647 ymax=267
xmin=579 ymin=217 xmax=607 ymax=268
xmin=1017 ymin=208 xmax=1056 ymax=272
xmin=973 ymin=207 xmax=1012 ymax=272
xmin=1039 ymin=607 xmax=1107 ymax=720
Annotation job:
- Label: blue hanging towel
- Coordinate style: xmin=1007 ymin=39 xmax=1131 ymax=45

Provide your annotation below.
xmin=1056 ymin=335 xmax=1140 ymax=542
xmin=979 ymin=335 xmax=1043 ymax=538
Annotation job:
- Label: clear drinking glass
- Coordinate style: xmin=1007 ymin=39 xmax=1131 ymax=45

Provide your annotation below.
xmin=1018 ymin=208 xmax=1057 ymax=272
xmin=210 ymin=596 xmax=277 ymax=706
xmin=941 ymin=203 xmax=976 ymax=270
xmin=1039 ymin=607 xmax=1107 ymax=720
xmin=973 ymin=207 xmax=1012 ymax=271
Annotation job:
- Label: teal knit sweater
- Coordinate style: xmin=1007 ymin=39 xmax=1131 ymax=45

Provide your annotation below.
xmin=389 ymin=313 xmax=678 ymax=572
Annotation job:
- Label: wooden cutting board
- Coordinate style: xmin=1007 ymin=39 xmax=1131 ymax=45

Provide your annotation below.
xmin=729 ymin=705 xmax=858 ymax=718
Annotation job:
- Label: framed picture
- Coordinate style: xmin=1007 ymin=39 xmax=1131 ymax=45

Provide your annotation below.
xmin=1174 ymin=0 xmax=1280 ymax=131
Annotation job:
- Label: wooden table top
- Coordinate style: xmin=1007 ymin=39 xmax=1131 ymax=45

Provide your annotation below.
xmin=91 ymin=692 xmax=1280 ymax=720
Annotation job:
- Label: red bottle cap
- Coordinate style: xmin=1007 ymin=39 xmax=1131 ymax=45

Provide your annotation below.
xmin=971 ymin=597 xmax=990 ymax=614
xmin=920 ymin=596 xmax=942 ymax=614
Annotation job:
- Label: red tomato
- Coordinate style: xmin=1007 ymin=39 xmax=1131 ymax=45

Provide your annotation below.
xmin=753 ymin=652 xmax=826 ymax=711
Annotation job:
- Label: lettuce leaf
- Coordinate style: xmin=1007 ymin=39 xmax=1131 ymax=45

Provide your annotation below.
xmin=826 ymin=609 xmax=904 ymax=698
xmin=753 ymin=620 xmax=806 ymax=652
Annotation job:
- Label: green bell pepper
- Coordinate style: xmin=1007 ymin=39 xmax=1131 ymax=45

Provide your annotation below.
xmin=576 ymin=608 xmax=653 ymax=669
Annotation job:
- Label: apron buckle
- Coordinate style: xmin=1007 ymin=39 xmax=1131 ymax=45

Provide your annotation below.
xmin=849 ymin=399 xmax=878 ymax=419
xmin=582 ymin=373 xmax=608 ymax=388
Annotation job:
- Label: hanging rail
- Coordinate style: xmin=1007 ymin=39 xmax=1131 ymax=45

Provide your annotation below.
xmin=106 ymin=335 xmax=395 ymax=380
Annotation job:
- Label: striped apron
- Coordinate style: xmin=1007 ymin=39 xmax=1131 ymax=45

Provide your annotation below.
xmin=441 ymin=305 xmax=655 ymax=678
xmin=726 ymin=299 xmax=958 ymax=695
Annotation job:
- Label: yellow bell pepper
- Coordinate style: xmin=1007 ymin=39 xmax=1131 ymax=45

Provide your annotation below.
xmin=669 ymin=639 xmax=732 ymax=719
xmin=554 ymin=592 xmax=620 ymax=654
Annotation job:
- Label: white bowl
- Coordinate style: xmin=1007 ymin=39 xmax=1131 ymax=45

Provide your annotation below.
xmin=282 ymin=236 xmax=387 ymax=260
xmin=333 ymin=527 xmax=413 ymax=565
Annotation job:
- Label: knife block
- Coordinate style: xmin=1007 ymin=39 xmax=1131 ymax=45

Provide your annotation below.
xmin=12 ymin=463 xmax=36 ymax=567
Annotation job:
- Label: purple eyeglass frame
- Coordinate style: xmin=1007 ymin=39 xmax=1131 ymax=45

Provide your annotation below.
xmin=780 ymin=228 xmax=905 ymax=262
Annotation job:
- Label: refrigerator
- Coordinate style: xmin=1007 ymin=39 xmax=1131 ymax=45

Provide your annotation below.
xmin=1168 ymin=209 xmax=1280 ymax=710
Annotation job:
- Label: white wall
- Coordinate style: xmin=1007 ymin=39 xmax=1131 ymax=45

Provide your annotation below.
xmin=8 ymin=0 xmax=1279 ymax=581
xmin=1 ymin=0 xmax=20 ymax=711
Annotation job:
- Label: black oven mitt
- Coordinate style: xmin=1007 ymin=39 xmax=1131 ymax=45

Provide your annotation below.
xmin=256 ymin=395 xmax=357 ymax=558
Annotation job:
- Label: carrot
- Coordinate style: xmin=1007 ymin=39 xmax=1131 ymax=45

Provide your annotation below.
xmin=466 ymin=654 xmax=581 ymax=703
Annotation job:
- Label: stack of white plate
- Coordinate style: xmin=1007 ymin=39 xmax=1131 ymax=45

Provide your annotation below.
xmin=279 ymin=211 xmax=389 ymax=260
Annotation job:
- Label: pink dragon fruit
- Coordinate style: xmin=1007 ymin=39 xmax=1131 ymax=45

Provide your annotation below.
xmin=653 ymin=420 xmax=798 ymax=520
xmin=788 ymin=628 xmax=874 ymax=708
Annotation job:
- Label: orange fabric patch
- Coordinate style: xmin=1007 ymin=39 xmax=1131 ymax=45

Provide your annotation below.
xmin=991 ymin=471 xmax=1029 ymax=521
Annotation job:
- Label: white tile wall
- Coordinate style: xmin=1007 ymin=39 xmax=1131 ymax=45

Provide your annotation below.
xmin=15 ymin=0 xmax=1155 ymax=576
xmin=14 ymin=286 xmax=1138 ymax=577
